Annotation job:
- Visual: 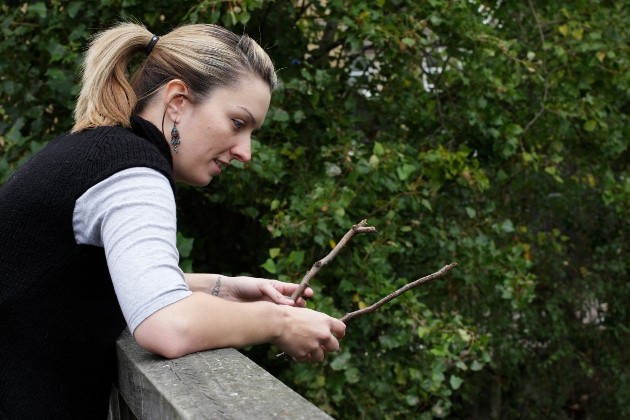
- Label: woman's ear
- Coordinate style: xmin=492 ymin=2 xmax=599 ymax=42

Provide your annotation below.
xmin=163 ymin=80 xmax=189 ymax=123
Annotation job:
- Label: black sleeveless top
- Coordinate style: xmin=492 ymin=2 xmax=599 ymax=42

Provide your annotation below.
xmin=0 ymin=116 xmax=175 ymax=419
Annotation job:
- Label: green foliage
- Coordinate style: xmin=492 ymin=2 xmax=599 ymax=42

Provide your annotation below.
xmin=176 ymin=232 xmax=195 ymax=273
xmin=2 ymin=0 xmax=630 ymax=418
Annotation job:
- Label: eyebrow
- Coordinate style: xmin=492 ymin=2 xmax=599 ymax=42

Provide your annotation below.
xmin=237 ymin=106 xmax=260 ymax=130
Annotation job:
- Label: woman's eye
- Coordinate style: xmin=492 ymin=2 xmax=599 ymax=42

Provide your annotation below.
xmin=232 ymin=119 xmax=245 ymax=130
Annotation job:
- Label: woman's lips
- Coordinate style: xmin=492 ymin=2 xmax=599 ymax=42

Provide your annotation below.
xmin=214 ymin=159 xmax=229 ymax=175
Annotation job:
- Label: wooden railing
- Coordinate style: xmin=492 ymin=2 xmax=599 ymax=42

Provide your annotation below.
xmin=108 ymin=329 xmax=332 ymax=420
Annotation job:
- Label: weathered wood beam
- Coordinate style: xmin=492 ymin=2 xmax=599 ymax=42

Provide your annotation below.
xmin=109 ymin=329 xmax=331 ymax=420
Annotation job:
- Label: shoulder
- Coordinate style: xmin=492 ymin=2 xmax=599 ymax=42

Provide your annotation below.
xmin=68 ymin=125 xmax=157 ymax=152
xmin=64 ymin=125 xmax=175 ymax=194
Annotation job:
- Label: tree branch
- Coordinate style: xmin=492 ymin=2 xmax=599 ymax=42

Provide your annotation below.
xmin=522 ymin=0 xmax=549 ymax=136
xmin=294 ymin=0 xmax=312 ymax=24
xmin=340 ymin=263 xmax=457 ymax=323
xmin=290 ymin=219 xmax=377 ymax=301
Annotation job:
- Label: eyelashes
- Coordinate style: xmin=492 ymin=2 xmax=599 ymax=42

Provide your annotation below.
xmin=232 ymin=118 xmax=245 ymax=130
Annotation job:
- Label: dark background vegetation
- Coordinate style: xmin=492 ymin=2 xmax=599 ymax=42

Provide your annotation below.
xmin=1 ymin=0 xmax=629 ymax=418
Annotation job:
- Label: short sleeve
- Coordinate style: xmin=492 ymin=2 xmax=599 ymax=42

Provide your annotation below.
xmin=73 ymin=167 xmax=192 ymax=334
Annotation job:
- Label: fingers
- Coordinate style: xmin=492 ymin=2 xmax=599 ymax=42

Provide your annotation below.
xmin=294 ymin=297 xmax=308 ymax=307
xmin=274 ymin=309 xmax=345 ymax=363
xmin=300 ymin=287 xmax=314 ymax=298
xmin=331 ymin=319 xmax=346 ymax=340
xmin=307 ymin=346 xmax=325 ymax=362
xmin=293 ymin=354 xmax=308 ymax=363
xmin=260 ymin=282 xmax=296 ymax=306
xmin=322 ymin=328 xmax=339 ymax=352
xmin=293 ymin=339 xmax=337 ymax=363
xmin=288 ymin=286 xmax=312 ymax=307
xmin=273 ymin=281 xmax=314 ymax=299
xmin=268 ymin=281 xmax=313 ymax=306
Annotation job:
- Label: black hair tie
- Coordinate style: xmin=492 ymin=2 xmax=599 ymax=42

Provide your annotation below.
xmin=145 ymin=35 xmax=160 ymax=55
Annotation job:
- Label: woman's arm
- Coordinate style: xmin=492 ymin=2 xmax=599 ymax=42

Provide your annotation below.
xmin=185 ymin=273 xmax=313 ymax=307
xmin=75 ymin=169 xmax=339 ymax=362
xmin=133 ymin=292 xmax=345 ymax=362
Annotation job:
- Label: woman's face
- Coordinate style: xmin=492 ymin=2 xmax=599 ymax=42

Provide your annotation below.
xmin=172 ymin=77 xmax=271 ymax=186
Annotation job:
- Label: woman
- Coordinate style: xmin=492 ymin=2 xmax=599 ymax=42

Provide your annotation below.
xmin=0 ymin=23 xmax=345 ymax=419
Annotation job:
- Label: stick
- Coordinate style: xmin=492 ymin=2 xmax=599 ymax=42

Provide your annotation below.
xmin=277 ymin=263 xmax=457 ymax=361
xmin=277 ymin=220 xmax=376 ymax=361
xmin=339 ymin=263 xmax=457 ymax=323
xmin=290 ymin=219 xmax=377 ymax=301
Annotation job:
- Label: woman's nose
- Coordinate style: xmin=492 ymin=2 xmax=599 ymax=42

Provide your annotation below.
xmin=231 ymin=137 xmax=252 ymax=163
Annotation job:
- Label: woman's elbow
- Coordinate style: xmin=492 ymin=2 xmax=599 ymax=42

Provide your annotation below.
xmin=133 ymin=311 xmax=193 ymax=359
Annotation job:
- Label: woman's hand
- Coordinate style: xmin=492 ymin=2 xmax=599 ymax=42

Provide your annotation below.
xmin=272 ymin=306 xmax=346 ymax=363
xmin=134 ymin=292 xmax=344 ymax=361
xmin=185 ymin=274 xmax=313 ymax=307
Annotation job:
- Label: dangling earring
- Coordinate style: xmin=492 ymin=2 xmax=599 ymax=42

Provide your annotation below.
xmin=171 ymin=123 xmax=181 ymax=153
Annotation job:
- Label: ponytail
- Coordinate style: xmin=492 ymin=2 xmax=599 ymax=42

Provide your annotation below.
xmin=72 ymin=23 xmax=153 ymax=132
xmin=72 ymin=22 xmax=277 ymax=133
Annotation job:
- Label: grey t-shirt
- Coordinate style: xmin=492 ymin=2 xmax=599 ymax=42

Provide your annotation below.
xmin=73 ymin=167 xmax=192 ymax=334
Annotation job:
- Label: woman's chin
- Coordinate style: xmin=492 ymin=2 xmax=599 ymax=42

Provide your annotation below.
xmin=179 ymin=175 xmax=213 ymax=187
xmin=196 ymin=175 xmax=213 ymax=187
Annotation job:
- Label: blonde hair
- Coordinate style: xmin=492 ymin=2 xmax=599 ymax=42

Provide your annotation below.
xmin=72 ymin=22 xmax=277 ymax=132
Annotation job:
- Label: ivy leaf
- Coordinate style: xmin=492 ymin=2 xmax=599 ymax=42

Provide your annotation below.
xmin=272 ymin=108 xmax=290 ymax=122
xmin=456 ymin=360 xmax=468 ymax=371
xmin=450 ymin=375 xmax=464 ymax=390
xmin=396 ymin=163 xmax=416 ymax=181
xmin=457 ymin=329 xmax=472 ymax=342
xmin=470 ymin=360 xmax=484 ymax=371
xmin=418 ymin=326 xmax=430 ymax=338
xmin=269 ymin=248 xmax=281 ymax=259
xmin=288 ymin=250 xmax=305 ymax=266
xmin=28 ymin=3 xmax=47 ymax=18
xmin=45 ymin=69 xmax=66 ymax=80
xmin=344 ymin=367 xmax=360 ymax=384
xmin=401 ymin=37 xmax=415 ymax=47
xmin=369 ymin=154 xmax=380 ymax=168
xmin=179 ymin=259 xmax=193 ymax=273
xmin=583 ymin=120 xmax=597 ymax=132
xmin=405 ymin=394 xmax=420 ymax=406
xmin=176 ymin=232 xmax=194 ymax=259
xmin=293 ymin=110 xmax=305 ymax=123
xmin=373 ymin=141 xmax=385 ymax=155
xmin=245 ymin=207 xmax=259 ymax=219
xmin=330 ymin=352 xmax=351 ymax=371
xmin=558 ymin=25 xmax=569 ymax=36
xmin=260 ymin=258 xmax=276 ymax=274
xmin=67 ymin=2 xmax=84 ymax=18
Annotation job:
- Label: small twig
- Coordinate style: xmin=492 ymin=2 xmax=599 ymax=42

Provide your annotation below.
xmin=290 ymin=219 xmax=377 ymax=301
xmin=522 ymin=0 xmax=549 ymax=137
xmin=277 ymin=220 xmax=376 ymax=361
xmin=340 ymin=263 xmax=457 ymax=322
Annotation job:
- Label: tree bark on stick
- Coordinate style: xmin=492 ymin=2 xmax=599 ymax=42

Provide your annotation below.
xmin=289 ymin=219 xmax=377 ymax=301
xmin=339 ymin=262 xmax=457 ymax=323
